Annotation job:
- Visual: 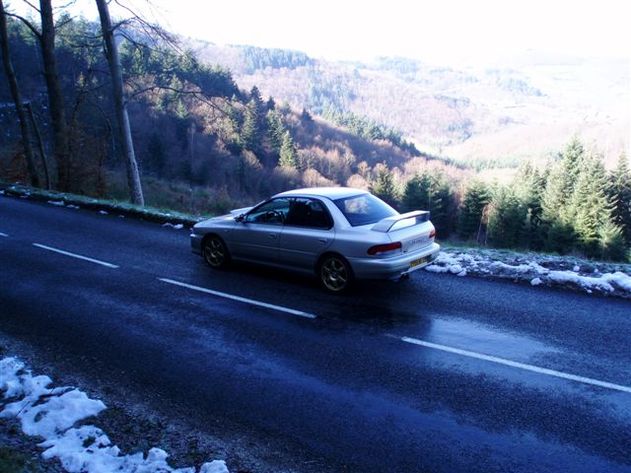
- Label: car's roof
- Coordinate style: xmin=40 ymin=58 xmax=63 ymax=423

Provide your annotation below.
xmin=274 ymin=187 xmax=367 ymax=200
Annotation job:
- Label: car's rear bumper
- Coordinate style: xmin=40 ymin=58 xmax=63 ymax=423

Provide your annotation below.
xmin=348 ymin=243 xmax=440 ymax=280
xmin=191 ymin=233 xmax=203 ymax=255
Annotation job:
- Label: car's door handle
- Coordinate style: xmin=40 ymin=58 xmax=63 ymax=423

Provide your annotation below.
xmin=268 ymin=233 xmax=277 ymax=239
xmin=318 ymin=238 xmax=328 ymax=244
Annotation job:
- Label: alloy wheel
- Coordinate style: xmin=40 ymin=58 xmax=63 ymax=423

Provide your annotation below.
xmin=321 ymin=256 xmax=350 ymax=292
xmin=204 ymin=237 xmax=228 ymax=268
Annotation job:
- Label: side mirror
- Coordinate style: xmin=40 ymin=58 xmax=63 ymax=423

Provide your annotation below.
xmin=235 ymin=213 xmax=246 ymax=223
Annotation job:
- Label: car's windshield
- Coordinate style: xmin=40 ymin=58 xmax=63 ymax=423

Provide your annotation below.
xmin=245 ymin=198 xmax=290 ymax=224
xmin=334 ymin=193 xmax=397 ymax=227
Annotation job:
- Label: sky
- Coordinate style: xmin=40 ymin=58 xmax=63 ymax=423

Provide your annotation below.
xmin=9 ymin=0 xmax=627 ymax=65
xmin=103 ymin=0 xmax=630 ymax=64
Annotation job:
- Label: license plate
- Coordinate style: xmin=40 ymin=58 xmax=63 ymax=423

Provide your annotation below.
xmin=409 ymin=255 xmax=430 ymax=268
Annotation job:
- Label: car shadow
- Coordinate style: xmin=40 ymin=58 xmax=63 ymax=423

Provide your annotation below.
xmin=195 ymin=259 xmax=433 ymax=329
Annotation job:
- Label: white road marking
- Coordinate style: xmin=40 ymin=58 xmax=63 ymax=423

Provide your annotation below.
xmin=158 ymin=278 xmax=317 ymax=319
xmin=0 ymin=232 xmax=8 ymax=237
xmin=32 ymin=243 xmax=119 ymax=269
xmin=392 ymin=335 xmax=631 ymax=394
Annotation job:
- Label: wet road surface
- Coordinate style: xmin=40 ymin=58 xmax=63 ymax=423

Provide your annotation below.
xmin=1 ymin=196 xmax=630 ymax=472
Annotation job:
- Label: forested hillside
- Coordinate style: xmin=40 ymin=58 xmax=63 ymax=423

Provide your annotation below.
xmin=0 ymin=5 xmax=629 ymax=261
xmin=193 ymin=42 xmax=629 ymax=167
xmin=0 ymin=10 xmax=461 ymax=214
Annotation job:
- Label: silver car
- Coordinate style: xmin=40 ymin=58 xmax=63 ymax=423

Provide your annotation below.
xmin=191 ymin=187 xmax=440 ymax=292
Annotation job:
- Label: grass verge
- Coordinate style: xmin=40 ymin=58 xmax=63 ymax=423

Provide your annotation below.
xmin=0 ymin=182 xmax=214 ymax=228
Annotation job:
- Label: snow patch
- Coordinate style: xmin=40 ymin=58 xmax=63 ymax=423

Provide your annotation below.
xmin=547 ymin=271 xmax=615 ymax=292
xmin=98 ymin=210 xmax=108 ymax=215
xmin=199 ymin=462 xmax=230 ymax=473
xmin=601 ymin=272 xmax=631 ymax=292
xmin=425 ymin=249 xmax=631 ymax=298
xmin=162 ymin=222 xmax=184 ymax=230
xmin=67 ymin=204 xmax=80 ymax=210
xmin=0 ymin=357 xmax=229 ymax=473
xmin=47 ymin=200 xmax=65 ymax=207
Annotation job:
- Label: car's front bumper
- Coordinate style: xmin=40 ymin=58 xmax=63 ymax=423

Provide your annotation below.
xmin=348 ymin=243 xmax=440 ymax=280
xmin=191 ymin=232 xmax=203 ymax=255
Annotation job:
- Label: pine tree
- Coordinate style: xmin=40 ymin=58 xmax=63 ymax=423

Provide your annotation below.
xmin=458 ymin=181 xmax=490 ymax=241
xmin=599 ymin=220 xmax=627 ymax=261
xmin=487 ymin=186 xmax=525 ymax=248
xmin=371 ymin=163 xmax=398 ymax=207
xmin=568 ymin=154 xmax=614 ymax=256
xmin=278 ymin=130 xmax=297 ymax=168
xmin=241 ymin=99 xmax=262 ymax=152
xmin=608 ymin=153 xmax=631 ymax=243
xmin=402 ymin=172 xmax=455 ymax=236
xmin=541 ymin=137 xmax=586 ymax=251
xmin=514 ymin=163 xmax=546 ymax=249
xmin=266 ymin=109 xmax=285 ymax=152
xmin=240 ymin=86 xmax=266 ymax=152
xmin=301 ymin=107 xmax=313 ymax=122
xmin=541 ymin=138 xmax=585 ymax=215
xmin=249 ymin=86 xmax=263 ymax=108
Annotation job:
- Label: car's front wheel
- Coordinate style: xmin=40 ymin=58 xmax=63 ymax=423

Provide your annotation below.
xmin=203 ymin=235 xmax=230 ymax=269
xmin=319 ymin=255 xmax=352 ymax=293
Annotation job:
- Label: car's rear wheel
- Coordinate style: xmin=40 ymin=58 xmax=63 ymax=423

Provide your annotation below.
xmin=203 ymin=235 xmax=230 ymax=269
xmin=319 ymin=255 xmax=352 ymax=293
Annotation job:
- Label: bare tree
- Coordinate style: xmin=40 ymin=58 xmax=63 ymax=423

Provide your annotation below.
xmin=8 ymin=0 xmax=71 ymax=190
xmin=0 ymin=0 xmax=40 ymax=187
xmin=39 ymin=0 xmax=70 ymax=189
xmin=25 ymin=102 xmax=51 ymax=188
xmin=95 ymin=0 xmax=144 ymax=205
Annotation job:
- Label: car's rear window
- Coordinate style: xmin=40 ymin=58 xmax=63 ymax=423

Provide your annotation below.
xmin=334 ymin=194 xmax=397 ymax=227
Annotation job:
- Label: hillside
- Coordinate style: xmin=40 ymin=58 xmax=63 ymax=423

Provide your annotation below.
xmin=0 ymin=17 xmax=464 ymax=215
xmin=0 ymin=12 xmax=629 ymax=261
xmin=191 ymin=42 xmax=629 ymax=167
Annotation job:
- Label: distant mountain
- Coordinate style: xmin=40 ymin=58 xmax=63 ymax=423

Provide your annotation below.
xmin=190 ymin=41 xmax=629 ymax=166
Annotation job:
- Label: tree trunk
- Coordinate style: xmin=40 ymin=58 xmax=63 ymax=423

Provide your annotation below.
xmin=0 ymin=0 xmax=40 ymax=187
xmin=25 ymin=102 xmax=51 ymax=189
xmin=95 ymin=0 xmax=144 ymax=206
xmin=39 ymin=0 xmax=70 ymax=190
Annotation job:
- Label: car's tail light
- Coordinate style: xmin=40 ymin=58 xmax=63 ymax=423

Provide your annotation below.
xmin=429 ymin=229 xmax=436 ymax=239
xmin=367 ymin=242 xmax=402 ymax=255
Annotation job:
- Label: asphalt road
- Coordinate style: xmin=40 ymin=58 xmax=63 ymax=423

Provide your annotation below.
xmin=1 ymin=195 xmax=630 ymax=473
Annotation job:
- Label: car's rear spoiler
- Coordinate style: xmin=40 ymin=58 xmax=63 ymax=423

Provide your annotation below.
xmin=371 ymin=210 xmax=430 ymax=232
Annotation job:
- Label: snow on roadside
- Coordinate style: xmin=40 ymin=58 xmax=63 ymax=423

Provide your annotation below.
xmin=425 ymin=249 xmax=631 ymax=298
xmin=162 ymin=222 xmax=184 ymax=230
xmin=0 ymin=357 xmax=229 ymax=473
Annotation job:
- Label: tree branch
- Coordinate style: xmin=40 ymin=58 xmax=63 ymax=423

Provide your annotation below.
xmin=21 ymin=0 xmax=39 ymax=13
xmin=125 ymin=83 xmax=229 ymax=117
xmin=4 ymin=11 xmax=41 ymax=38
xmin=54 ymin=15 xmax=74 ymax=30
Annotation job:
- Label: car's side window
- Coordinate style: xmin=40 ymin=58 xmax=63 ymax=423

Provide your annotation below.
xmin=285 ymin=198 xmax=333 ymax=229
xmin=245 ymin=198 xmax=290 ymax=225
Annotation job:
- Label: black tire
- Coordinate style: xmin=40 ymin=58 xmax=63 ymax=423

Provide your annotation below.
xmin=319 ymin=254 xmax=352 ymax=293
xmin=203 ymin=235 xmax=230 ymax=269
